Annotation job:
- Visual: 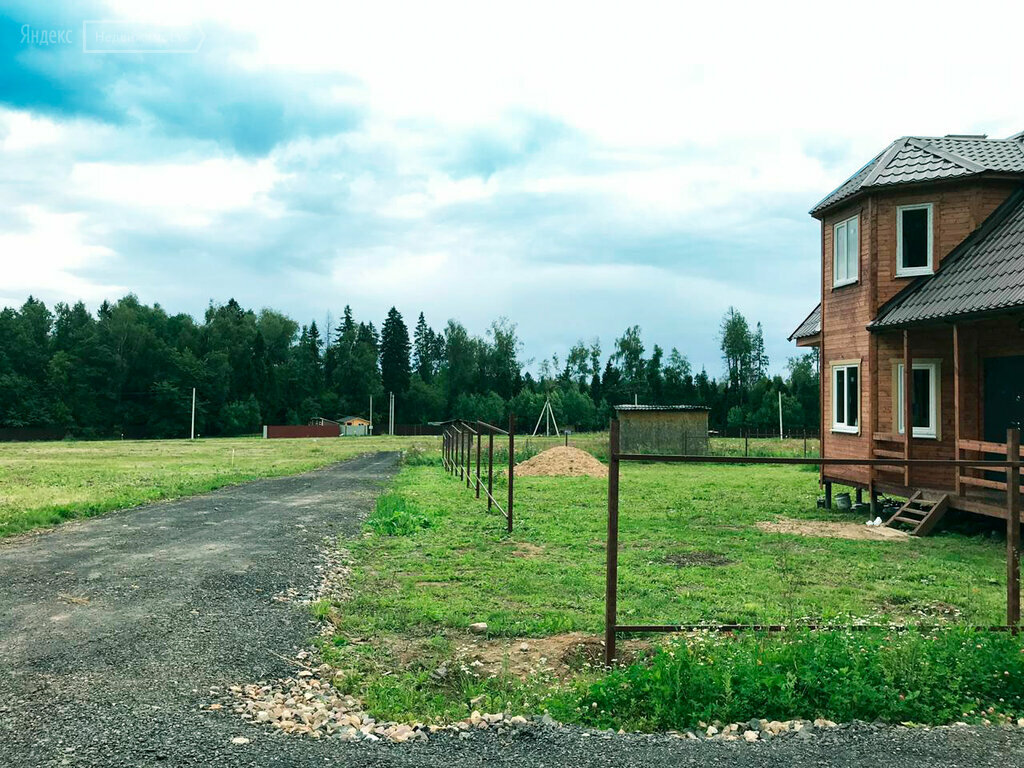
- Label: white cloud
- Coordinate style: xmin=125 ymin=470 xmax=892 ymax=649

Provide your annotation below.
xmin=0 ymin=109 xmax=65 ymax=151
xmin=6 ymin=0 xmax=1024 ymax=372
xmin=0 ymin=206 xmax=124 ymax=300
xmin=68 ymin=158 xmax=284 ymax=227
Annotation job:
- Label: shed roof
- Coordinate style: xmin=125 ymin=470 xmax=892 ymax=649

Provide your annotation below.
xmin=614 ymin=404 xmax=711 ymax=412
xmin=788 ymin=303 xmax=821 ymax=341
xmin=870 ymin=188 xmax=1024 ymax=330
xmin=338 ymin=415 xmax=371 ymax=424
xmin=811 ymin=133 xmax=1024 ymax=216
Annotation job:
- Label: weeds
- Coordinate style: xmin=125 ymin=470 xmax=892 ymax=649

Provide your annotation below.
xmin=574 ymin=629 xmax=1024 ymax=731
xmin=366 ymin=494 xmax=432 ymax=536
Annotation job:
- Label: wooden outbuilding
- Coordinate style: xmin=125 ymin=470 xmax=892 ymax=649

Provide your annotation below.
xmin=613 ymin=404 xmax=710 ymax=456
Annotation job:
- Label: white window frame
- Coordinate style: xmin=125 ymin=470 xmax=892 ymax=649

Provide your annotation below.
xmin=831 ymin=361 xmax=860 ymax=434
xmin=832 ymin=215 xmax=859 ymax=288
xmin=896 ymin=360 xmax=940 ymax=439
xmin=896 ymin=203 xmax=934 ymax=277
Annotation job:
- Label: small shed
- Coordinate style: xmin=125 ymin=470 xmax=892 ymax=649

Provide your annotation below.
xmin=337 ymin=415 xmax=372 ymax=436
xmin=613 ymin=404 xmax=711 ymax=456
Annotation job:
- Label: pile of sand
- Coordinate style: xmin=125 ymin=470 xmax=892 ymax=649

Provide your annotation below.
xmin=515 ymin=446 xmax=606 ymax=478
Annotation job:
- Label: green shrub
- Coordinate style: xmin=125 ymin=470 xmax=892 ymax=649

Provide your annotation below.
xmin=366 ymin=494 xmax=432 ymax=536
xmin=568 ymin=629 xmax=1024 ymax=731
xmin=403 ymin=445 xmax=442 ymax=466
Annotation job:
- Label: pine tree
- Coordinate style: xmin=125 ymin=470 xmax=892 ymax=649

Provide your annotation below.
xmin=380 ymin=308 xmax=411 ymax=398
xmin=413 ymin=312 xmax=435 ymax=382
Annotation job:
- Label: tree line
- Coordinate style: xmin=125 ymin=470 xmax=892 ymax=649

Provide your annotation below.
xmin=0 ymin=295 xmax=819 ymax=438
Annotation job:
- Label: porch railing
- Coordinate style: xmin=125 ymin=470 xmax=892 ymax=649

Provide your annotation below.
xmin=956 ymin=438 xmax=1022 ymax=497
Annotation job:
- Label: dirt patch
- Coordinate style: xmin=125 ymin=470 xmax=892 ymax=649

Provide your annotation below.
xmin=665 ymin=551 xmax=734 ymax=567
xmin=456 ymin=632 xmax=650 ymax=678
xmin=515 ymin=446 xmax=606 ymax=478
xmin=508 ymin=542 xmax=545 ymax=559
xmin=757 ymin=517 xmax=909 ymax=542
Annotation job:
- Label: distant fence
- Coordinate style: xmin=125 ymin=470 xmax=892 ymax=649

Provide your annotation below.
xmin=440 ymin=417 xmax=515 ymax=532
xmin=0 ymin=427 xmax=66 ymax=442
xmin=713 ymin=428 xmax=821 ymax=440
xmin=393 ymin=424 xmax=444 ymax=436
xmin=263 ymin=424 xmax=340 ymax=439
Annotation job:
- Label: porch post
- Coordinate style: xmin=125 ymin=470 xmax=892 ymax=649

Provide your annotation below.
xmin=903 ymin=330 xmax=913 ymax=489
xmin=953 ymin=324 xmax=962 ymax=497
xmin=1007 ymin=427 xmax=1020 ymax=628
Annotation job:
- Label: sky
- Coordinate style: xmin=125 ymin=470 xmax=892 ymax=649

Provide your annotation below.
xmin=3 ymin=0 xmax=1024 ymax=376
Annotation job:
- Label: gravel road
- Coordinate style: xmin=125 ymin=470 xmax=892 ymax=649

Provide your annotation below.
xmin=2 ymin=451 xmax=1023 ymax=767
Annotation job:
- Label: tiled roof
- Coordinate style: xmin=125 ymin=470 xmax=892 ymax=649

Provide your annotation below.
xmin=788 ymin=303 xmax=821 ymax=341
xmin=811 ymin=133 xmax=1024 ymax=216
xmin=614 ymin=404 xmax=711 ymax=412
xmin=870 ymin=188 xmax=1024 ymax=330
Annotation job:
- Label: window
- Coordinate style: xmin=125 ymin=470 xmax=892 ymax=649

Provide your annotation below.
xmin=833 ymin=215 xmax=859 ymax=287
xmin=897 ymin=203 xmax=934 ymax=276
xmin=896 ymin=361 xmax=939 ymax=439
xmin=832 ymin=362 xmax=859 ymax=433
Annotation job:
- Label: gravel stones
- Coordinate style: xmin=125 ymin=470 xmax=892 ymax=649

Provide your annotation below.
xmin=225 ymin=661 xmax=535 ymax=744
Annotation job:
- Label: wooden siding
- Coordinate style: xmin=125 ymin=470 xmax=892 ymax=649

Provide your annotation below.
xmin=818 ymin=178 xmax=1019 ymax=489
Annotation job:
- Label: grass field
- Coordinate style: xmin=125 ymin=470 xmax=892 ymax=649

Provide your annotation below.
xmin=324 ymin=451 xmax=1020 ymax=726
xmin=0 ymin=435 xmax=433 ymax=537
xmin=340 ymin=463 xmax=1006 ymax=637
xmin=0 ymin=432 xmax=814 ymax=538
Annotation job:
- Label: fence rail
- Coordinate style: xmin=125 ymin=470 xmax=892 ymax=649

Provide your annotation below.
xmin=604 ymin=421 xmax=1024 ymax=665
xmin=440 ymin=416 xmax=515 ymax=532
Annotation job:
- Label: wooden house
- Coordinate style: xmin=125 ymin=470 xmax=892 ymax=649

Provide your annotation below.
xmin=791 ymin=131 xmax=1024 ymax=533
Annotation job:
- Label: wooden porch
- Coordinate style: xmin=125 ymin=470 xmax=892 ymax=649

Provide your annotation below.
xmin=866 ymin=433 xmax=1024 ymax=522
xmin=824 ymin=319 xmax=1024 ymax=529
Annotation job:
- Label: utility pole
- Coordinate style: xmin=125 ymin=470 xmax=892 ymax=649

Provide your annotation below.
xmin=778 ymin=391 xmax=783 ymax=441
xmin=190 ymin=387 xmax=196 ymax=440
xmin=369 ymin=395 xmax=373 ymax=435
xmin=389 ymin=391 xmax=395 ymax=435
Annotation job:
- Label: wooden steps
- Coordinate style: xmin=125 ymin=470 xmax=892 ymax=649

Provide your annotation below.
xmin=885 ymin=491 xmax=950 ymax=536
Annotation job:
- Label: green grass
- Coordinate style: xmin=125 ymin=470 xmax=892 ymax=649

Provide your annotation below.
xmin=325 ymin=450 xmax=1021 ymax=727
xmin=0 ymin=435 xmax=434 ymax=537
xmin=339 ymin=462 xmax=1006 ymax=637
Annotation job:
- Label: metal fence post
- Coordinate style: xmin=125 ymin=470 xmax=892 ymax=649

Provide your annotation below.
xmin=465 ymin=428 xmax=471 ymax=488
xmin=1008 ymin=427 xmax=1021 ymax=628
xmin=507 ymin=414 xmax=515 ymax=533
xmin=604 ymin=418 xmax=620 ymax=666
xmin=475 ymin=431 xmax=482 ymax=499
xmin=487 ymin=432 xmax=494 ymax=511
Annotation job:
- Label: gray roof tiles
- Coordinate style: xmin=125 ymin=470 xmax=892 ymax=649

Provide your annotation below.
xmin=870 ymin=189 xmax=1024 ymax=329
xmin=788 ymin=303 xmax=821 ymax=341
xmin=812 ymin=133 xmax=1024 ymax=216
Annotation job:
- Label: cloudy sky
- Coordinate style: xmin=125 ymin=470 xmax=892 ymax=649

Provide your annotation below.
xmin=3 ymin=0 xmax=1024 ymax=375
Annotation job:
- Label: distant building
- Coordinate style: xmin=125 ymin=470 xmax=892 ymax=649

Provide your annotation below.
xmin=337 ymin=416 xmax=372 ymax=436
xmin=613 ymin=404 xmax=710 ymax=456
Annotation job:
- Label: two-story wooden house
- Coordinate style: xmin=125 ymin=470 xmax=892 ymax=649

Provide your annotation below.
xmin=791 ymin=131 xmax=1024 ymax=533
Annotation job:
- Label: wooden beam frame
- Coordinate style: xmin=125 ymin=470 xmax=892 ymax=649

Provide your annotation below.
xmin=903 ymin=330 xmax=913 ymax=487
xmin=953 ymin=324 xmax=962 ymax=497
xmin=1008 ymin=428 xmax=1021 ymax=627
